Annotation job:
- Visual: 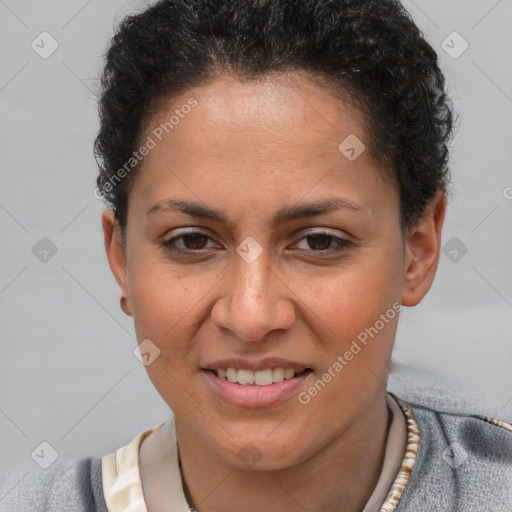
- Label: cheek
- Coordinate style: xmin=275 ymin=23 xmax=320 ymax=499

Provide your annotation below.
xmin=128 ymin=267 xmax=213 ymax=405
xmin=128 ymin=257 xmax=220 ymax=350
xmin=288 ymin=249 xmax=403 ymax=338
xmin=294 ymin=265 xmax=400 ymax=424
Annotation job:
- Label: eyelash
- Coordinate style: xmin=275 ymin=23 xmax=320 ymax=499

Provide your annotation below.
xmin=160 ymin=230 xmax=352 ymax=256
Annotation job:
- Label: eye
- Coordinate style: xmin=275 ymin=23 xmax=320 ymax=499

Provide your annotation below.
xmin=291 ymin=231 xmax=352 ymax=254
xmin=161 ymin=230 xmax=220 ymax=253
xmin=160 ymin=229 xmax=352 ymax=257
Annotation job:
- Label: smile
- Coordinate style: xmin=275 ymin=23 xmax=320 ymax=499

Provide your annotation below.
xmin=203 ymin=368 xmax=313 ymax=408
xmin=213 ymin=367 xmax=308 ymax=386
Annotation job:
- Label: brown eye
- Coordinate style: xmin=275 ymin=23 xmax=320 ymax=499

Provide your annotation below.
xmin=181 ymin=233 xmax=208 ymax=250
xmin=290 ymin=230 xmax=352 ymax=256
xmin=306 ymin=234 xmax=334 ymax=250
xmin=161 ymin=230 xmax=218 ymax=254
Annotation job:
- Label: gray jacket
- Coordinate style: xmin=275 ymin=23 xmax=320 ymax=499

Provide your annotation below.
xmin=1 ymin=400 xmax=511 ymax=511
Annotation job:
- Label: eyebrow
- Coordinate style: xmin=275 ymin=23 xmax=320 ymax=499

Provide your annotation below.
xmin=146 ymin=197 xmax=369 ymax=225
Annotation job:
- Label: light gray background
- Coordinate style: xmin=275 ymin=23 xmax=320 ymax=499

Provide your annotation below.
xmin=0 ymin=0 xmax=511 ymax=477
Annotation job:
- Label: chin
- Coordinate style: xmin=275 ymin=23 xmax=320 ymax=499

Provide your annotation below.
xmin=213 ymin=436 xmax=309 ymax=471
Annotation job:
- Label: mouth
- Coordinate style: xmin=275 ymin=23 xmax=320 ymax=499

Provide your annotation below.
xmin=202 ymin=366 xmax=314 ymax=408
xmin=205 ymin=367 xmax=313 ymax=386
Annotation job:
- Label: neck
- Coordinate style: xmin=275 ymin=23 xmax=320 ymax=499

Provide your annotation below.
xmin=176 ymin=386 xmax=390 ymax=512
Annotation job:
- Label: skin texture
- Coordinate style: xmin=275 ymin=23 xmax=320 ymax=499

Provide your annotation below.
xmin=102 ymin=71 xmax=446 ymax=512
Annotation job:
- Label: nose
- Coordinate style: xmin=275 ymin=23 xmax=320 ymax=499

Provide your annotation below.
xmin=210 ymin=252 xmax=296 ymax=342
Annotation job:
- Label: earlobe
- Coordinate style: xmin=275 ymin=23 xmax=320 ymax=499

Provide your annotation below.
xmin=101 ymin=209 xmax=133 ymax=316
xmin=401 ymin=191 xmax=447 ymax=307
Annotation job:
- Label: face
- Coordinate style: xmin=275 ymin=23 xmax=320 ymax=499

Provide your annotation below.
xmin=103 ymin=71 xmax=444 ymax=470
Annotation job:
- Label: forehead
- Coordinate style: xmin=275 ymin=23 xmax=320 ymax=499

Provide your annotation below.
xmin=145 ymin=71 xmax=369 ymax=157
xmin=130 ymin=70 xmax=398 ymax=219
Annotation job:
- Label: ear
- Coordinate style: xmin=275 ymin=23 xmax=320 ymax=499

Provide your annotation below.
xmin=102 ymin=209 xmax=132 ymax=316
xmin=401 ymin=191 xmax=447 ymax=307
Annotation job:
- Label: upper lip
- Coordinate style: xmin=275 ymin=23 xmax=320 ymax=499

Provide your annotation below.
xmin=203 ymin=357 xmax=312 ymax=373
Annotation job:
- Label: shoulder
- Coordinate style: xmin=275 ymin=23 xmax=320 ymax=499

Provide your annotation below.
xmin=395 ymin=396 xmax=512 ymax=511
xmin=0 ymin=457 xmax=107 ymax=512
xmin=408 ymin=399 xmax=512 ymax=459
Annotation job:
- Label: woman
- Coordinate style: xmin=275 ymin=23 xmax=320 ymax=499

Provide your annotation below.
xmin=2 ymin=0 xmax=511 ymax=510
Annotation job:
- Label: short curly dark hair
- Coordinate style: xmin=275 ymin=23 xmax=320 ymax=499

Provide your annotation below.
xmin=95 ymin=0 xmax=453 ymax=234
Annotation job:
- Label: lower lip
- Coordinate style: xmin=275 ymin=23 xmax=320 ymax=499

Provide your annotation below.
xmin=203 ymin=370 xmax=312 ymax=408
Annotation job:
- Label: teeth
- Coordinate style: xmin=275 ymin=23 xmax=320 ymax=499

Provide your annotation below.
xmin=272 ymin=368 xmax=284 ymax=382
xmin=237 ymin=369 xmax=255 ymax=385
xmin=284 ymin=369 xmax=295 ymax=379
xmin=226 ymin=368 xmax=238 ymax=383
xmin=254 ymin=369 xmax=272 ymax=386
xmin=216 ymin=367 xmax=301 ymax=386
